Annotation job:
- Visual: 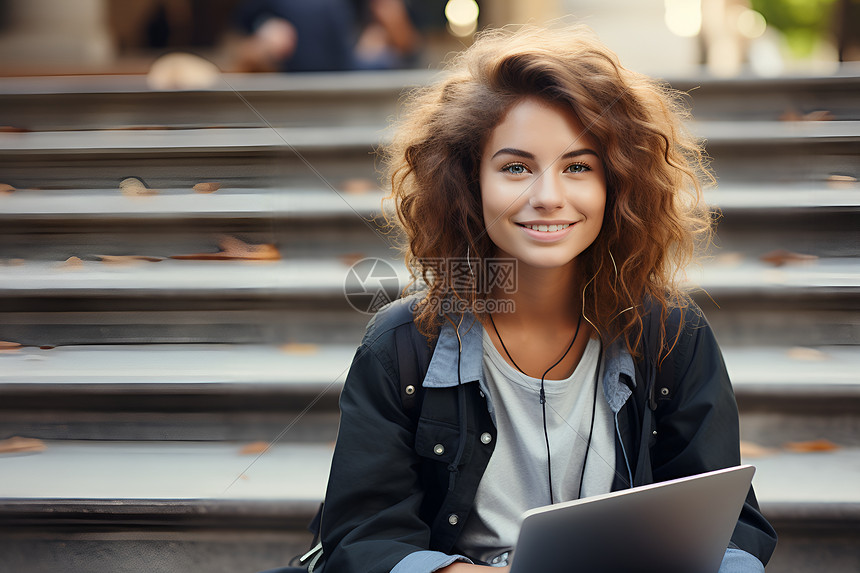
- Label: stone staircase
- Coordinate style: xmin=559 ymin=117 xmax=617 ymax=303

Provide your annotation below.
xmin=1 ymin=70 xmax=858 ymax=573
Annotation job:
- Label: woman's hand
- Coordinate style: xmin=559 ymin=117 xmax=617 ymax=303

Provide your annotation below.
xmin=439 ymin=564 xmax=510 ymax=572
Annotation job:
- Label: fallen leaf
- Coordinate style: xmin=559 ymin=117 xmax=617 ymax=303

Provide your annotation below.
xmin=786 ymin=347 xmax=829 ymax=361
xmin=120 ymin=177 xmax=158 ymax=197
xmin=779 ymin=109 xmax=834 ymax=122
xmin=339 ymin=253 xmax=366 ymax=267
xmin=281 ymin=343 xmax=319 ymax=355
xmin=826 ymin=174 xmax=858 ymax=189
xmin=0 ymin=436 xmax=47 ymax=454
xmin=339 ymin=178 xmax=376 ymax=194
xmin=784 ymin=439 xmax=840 ymax=453
xmin=0 ymin=126 xmax=30 ymax=133
xmin=147 ymin=52 xmax=221 ymax=91
xmin=97 ymin=255 xmax=164 ymax=265
xmin=193 ymin=182 xmax=221 ymax=193
xmin=715 ymin=252 xmax=744 ymax=266
xmin=0 ymin=340 xmax=22 ymax=350
xmin=740 ymin=441 xmax=777 ymax=458
xmin=59 ymin=256 xmax=84 ymax=270
xmin=759 ymin=249 xmax=818 ymax=267
xmin=239 ymin=441 xmax=269 ymax=455
xmin=0 ymin=183 xmax=15 ymax=195
xmin=39 ymin=346 xmax=55 ymax=350
xmin=171 ymin=236 xmax=281 ymax=261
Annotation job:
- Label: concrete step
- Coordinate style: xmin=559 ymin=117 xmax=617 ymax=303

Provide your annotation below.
xmin=1 ymin=121 xmax=857 ymax=189
xmin=0 ymin=126 xmax=385 ymax=189
xmin=0 ymin=184 xmax=855 ymax=221
xmin=670 ymin=68 xmax=860 ymax=122
xmin=1 ymin=69 xmax=857 ymax=130
xmin=0 ymin=70 xmax=431 ymax=131
xmin=0 ymin=344 xmax=857 ymax=444
xmin=0 ymin=258 xmax=855 ymax=302
xmin=0 ymin=440 xmax=857 ymax=573
xmin=0 ymin=187 xmax=387 ymax=221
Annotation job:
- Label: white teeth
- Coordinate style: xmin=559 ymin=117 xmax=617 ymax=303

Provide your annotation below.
xmin=525 ymin=223 xmax=570 ymax=232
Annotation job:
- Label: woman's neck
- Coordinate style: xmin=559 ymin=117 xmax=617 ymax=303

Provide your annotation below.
xmin=491 ymin=262 xmax=581 ymax=327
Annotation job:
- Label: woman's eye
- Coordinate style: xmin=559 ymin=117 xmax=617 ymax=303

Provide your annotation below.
xmin=566 ymin=163 xmax=591 ymax=174
xmin=502 ymin=163 xmax=529 ymax=175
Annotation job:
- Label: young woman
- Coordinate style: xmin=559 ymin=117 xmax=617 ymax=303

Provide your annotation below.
xmin=314 ymin=25 xmax=777 ymax=573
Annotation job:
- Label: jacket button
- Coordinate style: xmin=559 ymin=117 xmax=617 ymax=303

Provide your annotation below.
xmin=433 ymin=444 xmax=445 ymax=456
xmin=479 ymin=390 xmax=485 ymax=398
xmin=448 ymin=514 xmax=459 ymax=526
xmin=480 ymin=432 xmax=492 ymax=445
xmin=660 ymin=387 xmax=670 ymax=397
xmin=405 ymin=385 xmax=416 ymax=395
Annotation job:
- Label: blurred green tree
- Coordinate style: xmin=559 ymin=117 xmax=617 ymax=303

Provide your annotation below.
xmin=751 ymin=0 xmax=838 ymax=57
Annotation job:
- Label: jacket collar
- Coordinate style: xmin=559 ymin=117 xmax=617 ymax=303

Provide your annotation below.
xmin=422 ymin=313 xmax=636 ymax=414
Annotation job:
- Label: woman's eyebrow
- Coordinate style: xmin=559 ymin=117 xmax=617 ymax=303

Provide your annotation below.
xmin=561 ymin=148 xmax=599 ymax=159
xmin=490 ymin=147 xmax=600 ymax=160
xmin=491 ymin=147 xmax=535 ymax=160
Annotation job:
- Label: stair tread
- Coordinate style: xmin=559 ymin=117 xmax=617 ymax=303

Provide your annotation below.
xmin=0 ymin=70 xmax=434 ymax=96
xmin=0 ymin=126 xmax=387 ymax=153
xmin=1 ymin=185 xmax=857 ymax=220
xmin=0 ymin=188 xmax=386 ymax=219
xmin=0 ymin=440 xmax=331 ymax=501
xmin=2 ymin=121 xmax=858 ymax=155
xmin=0 ymin=440 xmax=857 ymax=511
xmin=0 ymin=258 xmax=856 ymax=295
xmin=0 ymin=344 xmax=857 ymax=392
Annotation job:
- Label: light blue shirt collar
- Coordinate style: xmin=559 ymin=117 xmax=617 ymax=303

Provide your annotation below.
xmin=422 ymin=314 xmax=636 ymax=414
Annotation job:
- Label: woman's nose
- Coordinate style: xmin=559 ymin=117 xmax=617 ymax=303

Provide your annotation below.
xmin=528 ymin=172 xmax=565 ymax=211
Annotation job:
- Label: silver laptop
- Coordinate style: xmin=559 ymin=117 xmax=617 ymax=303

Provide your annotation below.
xmin=509 ymin=465 xmax=755 ymax=573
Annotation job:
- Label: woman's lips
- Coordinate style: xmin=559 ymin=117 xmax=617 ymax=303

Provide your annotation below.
xmin=516 ymin=221 xmax=575 ymax=241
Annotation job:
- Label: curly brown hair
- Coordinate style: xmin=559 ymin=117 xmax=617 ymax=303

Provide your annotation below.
xmin=383 ymin=24 xmax=713 ymax=358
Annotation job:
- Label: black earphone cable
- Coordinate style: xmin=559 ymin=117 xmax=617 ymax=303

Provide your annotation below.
xmin=488 ymin=312 xmax=584 ymax=504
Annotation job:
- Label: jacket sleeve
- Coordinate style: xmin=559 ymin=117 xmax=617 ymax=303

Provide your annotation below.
xmin=319 ymin=337 xmax=436 ymax=573
xmin=650 ymin=307 xmax=777 ymax=568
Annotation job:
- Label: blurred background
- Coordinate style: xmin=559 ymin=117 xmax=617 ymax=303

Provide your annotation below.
xmin=0 ymin=0 xmax=857 ymax=76
xmin=0 ymin=1 xmax=858 ymax=573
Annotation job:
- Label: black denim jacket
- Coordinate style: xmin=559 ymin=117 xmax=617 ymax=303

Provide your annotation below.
xmin=319 ymin=296 xmax=777 ymax=572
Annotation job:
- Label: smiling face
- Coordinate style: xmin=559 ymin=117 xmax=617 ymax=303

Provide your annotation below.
xmin=480 ymin=97 xmax=607 ymax=272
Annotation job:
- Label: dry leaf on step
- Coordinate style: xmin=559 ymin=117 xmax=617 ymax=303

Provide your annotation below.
xmin=193 ymin=182 xmax=221 ymax=193
xmin=0 ymin=436 xmax=47 ymax=454
xmin=120 ymin=177 xmax=159 ymax=197
xmin=281 ymin=343 xmax=319 ymax=355
xmin=0 ymin=183 xmax=15 ymax=195
xmin=339 ymin=253 xmax=366 ymax=267
xmin=147 ymin=52 xmax=221 ymax=91
xmin=784 ymin=439 xmax=840 ymax=453
xmin=779 ymin=109 xmax=834 ymax=122
xmin=59 ymin=256 xmax=84 ymax=270
xmin=0 ymin=340 xmax=22 ymax=353
xmin=0 ymin=126 xmax=30 ymax=133
xmin=826 ymin=174 xmax=858 ymax=189
xmin=97 ymin=255 xmax=164 ymax=265
xmin=171 ymin=236 xmax=281 ymax=261
xmin=339 ymin=178 xmax=376 ymax=194
xmin=759 ymin=249 xmax=817 ymax=267
xmin=786 ymin=347 xmax=829 ymax=361
xmin=239 ymin=442 xmax=270 ymax=455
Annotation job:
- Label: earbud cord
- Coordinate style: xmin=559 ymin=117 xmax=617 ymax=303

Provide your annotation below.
xmin=488 ymin=312 xmax=583 ymax=504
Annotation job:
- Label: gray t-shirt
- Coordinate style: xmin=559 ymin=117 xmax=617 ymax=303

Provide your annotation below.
xmin=453 ymin=331 xmax=616 ymax=566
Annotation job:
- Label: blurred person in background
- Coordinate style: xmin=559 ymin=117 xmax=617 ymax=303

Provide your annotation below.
xmin=234 ymin=0 xmax=419 ymax=72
